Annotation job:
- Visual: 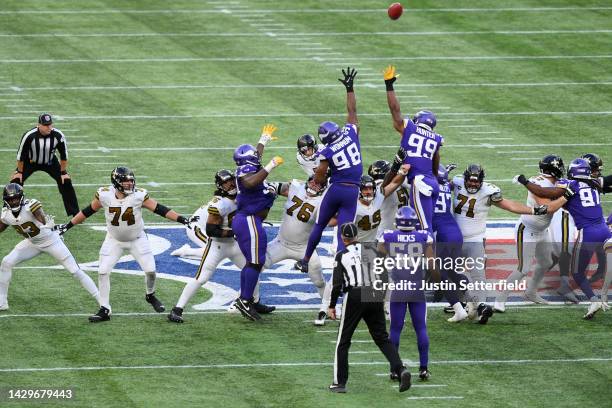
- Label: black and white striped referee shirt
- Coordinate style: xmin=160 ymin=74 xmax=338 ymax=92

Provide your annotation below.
xmin=329 ymin=243 xmax=380 ymax=307
xmin=16 ymin=127 xmax=68 ymax=165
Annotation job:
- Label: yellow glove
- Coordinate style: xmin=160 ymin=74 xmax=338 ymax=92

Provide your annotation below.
xmin=383 ymin=65 xmax=398 ymax=81
xmin=259 ymin=124 xmax=278 ymax=145
xmin=264 ymin=156 xmax=284 ymax=173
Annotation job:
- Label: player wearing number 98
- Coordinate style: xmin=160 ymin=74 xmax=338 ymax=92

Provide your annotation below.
xmin=56 ymin=166 xmax=199 ymax=322
xmin=383 ymin=65 xmax=443 ymax=233
xmin=296 ymin=67 xmax=362 ymax=274
xmin=544 ymin=158 xmax=611 ymax=319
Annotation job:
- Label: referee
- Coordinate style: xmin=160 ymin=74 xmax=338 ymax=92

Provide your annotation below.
xmin=10 ymin=113 xmax=79 ymax=216
xmin=328 ymin=222 xmax=411 ymax=393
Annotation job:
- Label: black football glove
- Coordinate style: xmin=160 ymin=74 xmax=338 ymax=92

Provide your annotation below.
xmin=445 ymin=163 xmax=457 ymax=173
xmin=178 ymin=215 xmax=199 ymax=229
xmin=563 ymin=186 xmax=575 ymax=200
xmin=53 ymin=222 xmax=73 ymax=236
xmin=513 ymin=174 xmax=529 ymax=186
xmin=532 ymin=205 xmax=548 ymax=215
xmin=391 ymin=147 xmax=407 ymax=172
xmin=338 ymin=66 xmax=357 ymax=92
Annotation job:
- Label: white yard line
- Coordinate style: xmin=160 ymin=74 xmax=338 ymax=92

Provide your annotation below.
xmin=447 ymin=124 xmax=489 ymax=128
xmin=0 ymin=357 xmax=609 ymax=373
xmin=406 ymin=396 xmax=464 ymax=400
xmin=460 ymin=131 xmax=500 ymax=134
xmin=511 ymin=157 xmax=543 ymax=161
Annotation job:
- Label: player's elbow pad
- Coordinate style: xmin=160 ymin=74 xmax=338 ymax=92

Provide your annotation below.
xmin=81 ymin=205 xmax=96 ymax=218
xmin=206 ymin=223 xmax=225 ymax=238
xmin=154 ymin=204 xmax=171 ymax=217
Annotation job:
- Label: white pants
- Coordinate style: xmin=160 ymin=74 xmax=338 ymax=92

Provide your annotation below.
xmin=515 ymin=222 xmax=549 ymax=276
xmin=264 ymin=237 xmax=325 ymax=290
xmin=187 ymin=225 xmax=208 ymax=248
xmin=463 ymin=240 xmax=487 ymax=303
xmin=98 ymin=234 xmax=156 ymax=275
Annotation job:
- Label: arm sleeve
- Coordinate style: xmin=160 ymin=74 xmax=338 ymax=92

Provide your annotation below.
xmin=17 ymin=132 xmax=30 ymax=161
xmin=56 ymin=131 xmax=68 ymax=161
xmin=329 ymin=252 xmax=345 ymax=308
xmin=603 ymin=175 xmax=612 ymax=194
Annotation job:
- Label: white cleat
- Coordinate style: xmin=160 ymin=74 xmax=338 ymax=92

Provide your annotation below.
xmin=0 ymin=303 xmax=9 ymax=311
xmin=314 ymin=311 xmax=327 ymax=326
xmin=493 ymin=301 xmax=506 ymax=313
xmin=466 ymin=302 xmax=478 ymax=319
xmin=170 ymin=244 xmax=190 ymax=257
xmin=226 ymin=300 xmax=239 ymax=314
xmin=447 ymin=308 xmax=468 ymax=323
xmin=583 ymin=301 xmax=603 ymax=320
xmin=524 ymin=291 xmax=549 ymax=305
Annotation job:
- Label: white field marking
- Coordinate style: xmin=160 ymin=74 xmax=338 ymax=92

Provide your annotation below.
xmin=67 ymin=141 xmax=97 ymax=145
xmin=83 ymin=162 xmax=122 ymax=165
xmin=524 ymin=164 xmax=540 ymax=167
xmin=460 ymin=131 xmax=500 ymax=134
xmin=329 ymin=340 xmax=372 ymax=343
xmin=0 ymin=99 xmax=37 ymax=101
xmin=399 ymin=81 xmax=612 ymax=88
xmin=5 ymin=104 xmax=42 ymax=107
xmin=2 ymin=55 xmax=612 ymax=64
xmin=496 ymin=150 xmax=541 ymax=154
xmin=20 ymin=84 xmax=343 ymax=91
xmin=511 ymin=157 xmax=543 ymax=161
xmin=447 ymin=124 xmax=489 ymax=128
xmin=398 ymin=95 xmax=429 ymax=98
xmin=94 ymin=169 xmax=116 ymax=172
xmin=1 ymin=7 xmax=611 ymax=15
xmin=412 ymin=106 xmax=452 ymax=110
xmin=73 ymin=155 xmax=118 ymax=158
xmin=2 ymin=30 xmax=611 ymax=39
xmin=392 ymin=384 xmax=449 ymax=388
xmin=349 ymin=351 xmax=380 ymax=354
xmin=296 ymin=47 xmax=333 ymax=50
xmin=10 ymin=86 xmax=22 ymax=91
xmin=10 ymin=110 xmax=39 ymax=113
xmin=304 ymin=52 xmax=342 ymax=55
xmin=286 ymin=42 xmax=322 ymax=45
xmin=0 ymin=357 xmax=610 ymax=374
xmin=249 ymin=23 xmax=286 ymax=26
xmin=472 ymin=137 xmax=513 ymax=140
xmin=406 ymin=397 xmax=464 ymax=400
xmin=65 ymin=135 xmax=90 ymax=139
xmin=317 ymin=329 xmax=368 ymax=333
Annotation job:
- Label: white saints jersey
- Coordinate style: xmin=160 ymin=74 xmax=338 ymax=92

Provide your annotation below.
xmin=192 ymin=195 xmax=237 ymax=241
xmin=1 ymin=199 xmax=58 ymax=247
xmin=96 ymin=186 xmax=149 ymax=242
xmin=355 ymin=186 xmax=386 ymax=242
xmin=519 ymin=175 xmax=555 ymax=231
xmin=296 ymin=145 xmax=323 ymax=177
xmin=377 ymin=180 xmax=410 ymax=234
xmin=278 ymin=180 xmax=323 ymax=248
xmin=452 ymin=175 xmax=502 ymax=242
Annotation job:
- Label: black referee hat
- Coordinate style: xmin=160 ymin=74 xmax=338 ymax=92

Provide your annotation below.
xmin=340 ymin=222 xmax=358 ymax=239
xmin=38 ymin=113 xmax=53 ymax=125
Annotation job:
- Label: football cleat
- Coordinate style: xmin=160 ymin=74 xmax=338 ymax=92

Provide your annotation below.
xmin=467 ymin=302 xmax=478 ymax=319
xmin=443 ymin=302 xmax=466 ymax=314
xmin=390 ymin=364 xmax=406 ymax=381
xmin=447 ymin=307 xmax=468 ymax=323
xmin=399 ymin=369 xmax=412 ymax=392
xmin=227 ymin=300 xmax=239 ymax=313
xmin=314 ymin=311 xmax=327 ymax=326
xmin=557 ymin=287 xmax=579 ymax=304
xmin=0 ymin=303 xmax=9 ymax=311
xmin=294 ymin=260 xmax=309 ymax=274
xmin=329 ymin=383 xmax=347 ymax=393
xmin=168 ymin=307 xmax=184 ymax=323
xmin=253 ymin=302 xmax=276 ymax=314
xmin=583 ymin=301 xmax=603 ymax=320
xmin=170 ymin=244 xmax=190 ymax=257
xmin=492 ymin=301 xmax=506 ymax=313
xmin=477 ymin=303 xmax=494 ymax=324
xmin=524 ymin=291 xmax=549 ymax=305
xmin=419 ymin=368 xmax=431 ymax=381
xmin=89 ymin=306 xmax=111 ymax=323
xmin=145 ymin=292 xmax=166 ymax=313
xmin=234 ymin=297 xmax=261 ymax=321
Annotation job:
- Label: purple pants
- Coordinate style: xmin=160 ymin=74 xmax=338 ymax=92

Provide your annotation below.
xmin=232 ymin=213 xmax=267 ymax=300
xmin=410 ymin=175 xmax=439 ymax=233
xmin=304 ymin=183 xmax=358 ymax=259
xmin=389 ymin=301 xmax=429 ymax=369
xmin=435 ymin=222 xmax=467 ymax=306
xmin=572 ymin=223 xmax=611 ymax=300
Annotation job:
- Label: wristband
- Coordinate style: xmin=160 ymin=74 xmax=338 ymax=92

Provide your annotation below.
xmin=65 ymin=221 xmax=74 ymax=230
xmin=385 ymin=80 xmax=395 ymax=92
xmin=264 ymin=162 xmax=276 ymax=173
xmin=154 ymin=203 xmax=171 ymax=217
xmin=81 ymin=205 xmax=96 ymax=218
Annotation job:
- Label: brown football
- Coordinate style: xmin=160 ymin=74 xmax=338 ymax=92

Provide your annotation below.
xmin=388 ymin=2 xmax=403 ymax=20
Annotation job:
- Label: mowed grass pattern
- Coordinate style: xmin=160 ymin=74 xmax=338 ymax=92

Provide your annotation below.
xmin=0 ymin=1 xmax=610 ymax=407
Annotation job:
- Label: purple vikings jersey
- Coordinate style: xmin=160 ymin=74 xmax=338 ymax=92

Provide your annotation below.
xmin=318 ymin=124 xmax=362 ymax=185
xmin=381 ymin=229 xmax=433 ymax=284
xmin=560 ymin=179 xmax=605 ymax=229
xmin=401 ymin=119 xmax=444 ymax=182
xmin=235 ymin=164 xmax=276 ymax=214
xmin=433 ymin=181 xmax=455 ymax=228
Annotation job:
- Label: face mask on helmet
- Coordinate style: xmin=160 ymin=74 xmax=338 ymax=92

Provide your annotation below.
xmin=111 ymin=167 xmax=136 ymax=195
xmin=465 ymin=178 xmax=482 ymax=194
xmin=463 ymin=165 xmax=485 ymax=194
xmin=297 ymin=134 xmax=318 ymax=161
xmin=306 ymin=178 xmax=325 ymax=196
xmin=3 ymin=183 xmax=24 ymax=213
xmin=581 ymin=153 xmax=603 ymax=178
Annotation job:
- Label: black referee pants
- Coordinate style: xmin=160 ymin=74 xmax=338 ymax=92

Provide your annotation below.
xmin=333 ymin=287 xmax=404 ymax=386
xmin=12 ymin=158 xmax=79 ymax=216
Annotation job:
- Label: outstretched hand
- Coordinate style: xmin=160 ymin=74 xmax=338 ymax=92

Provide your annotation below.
xmin=338 ymin=66 xmax=357 ymax=92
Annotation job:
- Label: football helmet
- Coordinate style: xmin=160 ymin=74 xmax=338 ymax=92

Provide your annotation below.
xmin=567 ymin=158 xmax=592 ymax=180
xmin=464 ymin=164 xmax=485 ymax=194
xmin=359 ymin=175 xmax=376 ymax=203
xmin=297 ymin=134 xmax=319 ymax=161
xmin=395 ymin=206 xmax=420 ymax=231
xmin=581 ymin=153 xmax=603 ymax=178
xmin=317 ymin=121 xmax=340 ymax=145
xmin=111 ymin=166 xmax=135 ymax=195
xmin=306 ymin=175 xmax=327 ymax=196
xmin=412 ymin=110 xmax=437 ymax=131
xmin=233 ymin=144 xmax=260 ymax=167
xmin=539 ymin=154 xmax=565 ymax=179
xmin=437 ymin=164 xmax=449 ymax=184
xmin=215 ymin=169 xmax=237 ymax=197
xmin=368 ymin=160 xmax=391 ymax=181
xmin=3 ymin=183 xmax=24 ymax=213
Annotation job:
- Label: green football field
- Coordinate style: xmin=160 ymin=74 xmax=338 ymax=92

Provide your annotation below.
xmin=0 ymin=0 xmax=611 ymax=406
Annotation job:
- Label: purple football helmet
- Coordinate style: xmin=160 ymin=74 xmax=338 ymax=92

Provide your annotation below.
xmin=395 ymin=206 xmax=420 ymax=231
xmin=567 ymin=158 xmax=592 ymax=180
xmin=233 ymin=144 xmax=260 ymax=166
xmin=437 ymin=164 xmax=449 ymax=184
xmin=413 ymin=110 xmax=437 ymax=130
xmin=317 ymin=121 xmax=341 ymax=145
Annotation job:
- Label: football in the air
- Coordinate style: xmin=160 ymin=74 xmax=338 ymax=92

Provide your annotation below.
xmin=388 ymin=2 xmax=403 ymax=20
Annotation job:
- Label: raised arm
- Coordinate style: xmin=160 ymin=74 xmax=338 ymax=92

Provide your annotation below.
xmin=382 ymin=164 xmax=409 ymax=197
xmin=383 ymin=65 xmax=404 ymax=134
xmin=338 ymin=67 xmax=358 ymax=129
xmin=256 ymin=124 xmax=277 ymax=158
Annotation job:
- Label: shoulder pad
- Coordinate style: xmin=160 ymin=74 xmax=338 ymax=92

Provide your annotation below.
xmin=28 ymin=199 xmax=42 ymax=213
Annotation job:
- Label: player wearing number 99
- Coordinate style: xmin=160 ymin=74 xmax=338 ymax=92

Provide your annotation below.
xmin=0 ymin=183 xmax=103 ymax=314
xmin=296 ymin=67 xmax=362 ymax=275
xmin=544 ymin=158 xmax=611 ymax=319
xmin=383 ymin=65 xmax=443 ymax=233
xmin=56 ymin=166 xmax=199 ymax=322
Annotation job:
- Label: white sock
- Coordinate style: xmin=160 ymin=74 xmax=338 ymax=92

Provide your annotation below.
xmin=253 ymin=282 xmax=260 ymax=303
xmin=0 ymin=266 xmax=12 ymax=305
xmin=452 ymin=302 xmax=465 ymax=313
xmin=176 ymin=279 xmax=204 ymax=309
xmin=98 ymin=273 xmax=111 ymax=309
xmin=73 ymin=269 xmax=101 ymax=303
xmin=602 ymin=252 xmax=612 ymax=302
xmin=145 ymin=272 xmax=156 ymax=294
xmin=320 ymin=279 xmax=332 ymax=312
